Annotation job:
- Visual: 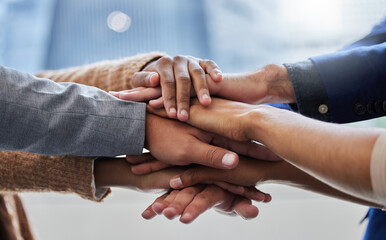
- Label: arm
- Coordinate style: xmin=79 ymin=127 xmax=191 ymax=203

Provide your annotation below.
xmin=0 ymin=52 xmax=164 ymax=156
xmin=178 ymin=98 xmax=385 ymax=206
xmin=168 ymin=156 xmax=381 ymax=208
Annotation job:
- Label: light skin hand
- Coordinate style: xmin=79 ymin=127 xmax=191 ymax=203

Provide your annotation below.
xmin=126 ymin=132 xmax=281 ymax=175
xmin=144 ymin=113 xmax=239 ymax=169
xmin=142 ymin=184 xmax=261 ymax=223
xmin=110 ymin=55 xmax=222 ymax=121
xmin=147 ymin=98 xmax=257 ymax=141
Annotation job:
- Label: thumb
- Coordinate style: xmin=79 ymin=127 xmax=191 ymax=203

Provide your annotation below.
xmin=132 ymin=72 xmax=160 ymax=87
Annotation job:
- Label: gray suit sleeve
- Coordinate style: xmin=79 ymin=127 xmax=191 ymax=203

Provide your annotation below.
xmin=0 ymin=65 xmax=146 ymax=157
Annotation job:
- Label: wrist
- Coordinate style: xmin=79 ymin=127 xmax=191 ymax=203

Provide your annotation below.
xmin=245 ymin=105 xmax=277 ymax=145
xmin=94 ymin=158 xmax=138 ymax=189
xmin=261 ymin=64 xmax=296 ymax=103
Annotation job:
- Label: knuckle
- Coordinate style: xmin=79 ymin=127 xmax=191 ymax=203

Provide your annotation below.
xmin=162 ymin=77 xmax=175 ymax=85
xmin=182 ymin=187 xmax=196 ymax=196
xmin=205 ymin=147 xmax=222 ymax=167
xmin=190 ymin=67 xmax=205 ymax=76
xmin=173 ymin=55 xmax=185 ymax=62
xmin=176 ymin=75 xmax=191 ymax=85
xmin=195 ymin=192 xmax=209 ymax=202
xmin=158 ymin=56 xmax=172 ymax=65
xmin=182 ymin=169 xmax=197 ymax=185
xmin=164 ymin=93 xmax=176 ymax=104
xmin=178 ymin=94 xmax=190 ymax=105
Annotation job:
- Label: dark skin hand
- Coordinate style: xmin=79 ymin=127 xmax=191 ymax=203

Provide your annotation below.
xmin=110 ymin=55 xmax=223 ymax=121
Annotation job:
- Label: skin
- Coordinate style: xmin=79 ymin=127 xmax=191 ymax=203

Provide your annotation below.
xmin=111 ymin=55 xmax=223 ymax=121
xmin=112 ymin=62 xmax=296 ymax=111
xmin=143 ymin=184 xmax=262 ymax=223
xmin=168 ymin=156 xmax=381 ymax=208
xmin=163 ymin=98 xmax=384 ymax=207
xmin=143 ymin=113 xmax=240 ymax=170
xmin=93 ymin=155 xmax=268 ymax=223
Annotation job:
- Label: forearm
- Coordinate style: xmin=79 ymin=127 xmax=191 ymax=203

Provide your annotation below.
xmin=36 ymin=52 xmax=164 ymax=92
xmin=249 ymin=106 xmax=382 ymax=202
xmin=212 ymin=64 xmax=296 ymax=104
xmin=269 ymin=161 xmax=381 ymax=208
xmin=0 ymin=64 xmax=146 ymax=156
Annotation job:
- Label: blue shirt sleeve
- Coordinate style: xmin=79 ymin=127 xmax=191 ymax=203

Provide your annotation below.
xmin=311 ymin=41 xmax=386 ymax=123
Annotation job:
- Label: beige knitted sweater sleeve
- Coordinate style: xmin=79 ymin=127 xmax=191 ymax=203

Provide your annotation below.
xmin=0 ymin=52 xmax=164 ymax=202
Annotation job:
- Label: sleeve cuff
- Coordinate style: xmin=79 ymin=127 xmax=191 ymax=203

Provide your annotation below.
xmin=284 ymin=60 xmax=331 ymax=122
xmin=0 ymin=152 xmax=111 ymax=202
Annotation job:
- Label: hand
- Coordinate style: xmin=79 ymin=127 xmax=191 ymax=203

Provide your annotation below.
xmin=127 ymin=133 xmax=281 ymax=175
xmin=148 ymin=97 xmax=260 ymax=141
xmin=111 ymin=64 xmax=295 ymax=120
xmin=141 ymin=184 xmax=266 ymax=223
xmin=144 ymin=113 xmax=239 ymax=169
xmin=168 ymin=156 xmax=280 ymax=191
xmin=111 ymin=55 xmax=222 ymax=121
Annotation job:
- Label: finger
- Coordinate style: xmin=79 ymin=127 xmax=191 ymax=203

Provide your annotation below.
xmin=146 ymin=105 xmax=168 ymax=118
xmin=118 ymin=87 xmax=162 ymax=102
xmin=188 ymin=60 xmax=211 ymax=106
xmin=142 ymin=192 xmax=168 ymax=219
xmin=212 ymin=137 xmax=282 ymax=161
xmin=149 ymin=97 xmax=165 ymax=109
xmin=199 ymin=59 xmax=222 ymax=82
xmin=242 ymin=186 xmax=269 ymax=202
xmin=132 ymin=72 xmax=160 ymax=87
xmin=126 ymin=153 xmax=155 ymax=164
xmin=152 ymin=190 xmax=178 ymax=214
xmin=162 ymin=185 xmax=205 ymax=220
xmin=173 ymin=56 xmax=191 ymax=122
xmin=233 ymin=197 xmax=259 ymax=220
xmin=169 ymin=167 xmax=220 ymax=189
xmin=157 ymin=57 xmax=177 ymax=118
xmin=109 ymin=91 xmax=120 ymax=97
xmin=131 ymin=160 xmax=172 ymax=175
xmin=141 ymin=205 xmax=157 ymax=220
xmin=179 ymin=185 xmax=229 ymax=223
xmin=186 ymin=138 xmax=239 ymax=169
xmin=214 ymin=181 xmax=245 ymax=195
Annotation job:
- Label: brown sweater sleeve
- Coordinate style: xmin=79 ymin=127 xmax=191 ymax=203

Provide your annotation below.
xmin=36 ymin=52 xmax=164 ymax=91
xmin=1 ymin=52 xmax=165 ymax=201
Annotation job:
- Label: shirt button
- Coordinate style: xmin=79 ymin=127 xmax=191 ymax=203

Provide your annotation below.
xmin=367 ymin=102 xmax=375 ymax=114
xmin=354 ymin=103 xmax=366 ymax=115
xmin=374 ymin=101 xmax=382 ymax=113
xmin=318 ymin=104 xmax=328 ymax=114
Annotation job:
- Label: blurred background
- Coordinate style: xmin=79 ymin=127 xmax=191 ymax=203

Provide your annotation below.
xmin=0 ymin=0 xmax=385 ymax=239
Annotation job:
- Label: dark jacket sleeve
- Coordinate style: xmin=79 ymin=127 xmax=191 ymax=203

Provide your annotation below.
xmin=285 ymin=18 xmax=386 ymax=123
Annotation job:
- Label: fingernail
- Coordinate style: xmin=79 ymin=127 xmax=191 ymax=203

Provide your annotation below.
xmin=215 ymin=70 xmax=222 ymax=76
xmin=163 ymin=207 xmax=177 ymax=220
xmin=170 ymin=177 xmax=182 ymax=188
xmin=180 ymin=109 xmax=188 ymax=120
xmin=202 ymin=94 xmax=210 ymax=100
xmin=181 ymin=212 xmax=191 ymax=220
xmin=222 ymin=153 xmax=236 ymax=168
xmin=169 ymin=108 xmax=177 ymax=114
xmin=142 ymin=210 xmax=154 ymax=219
xmin=149 ymin=73 xmax=158 ymax=85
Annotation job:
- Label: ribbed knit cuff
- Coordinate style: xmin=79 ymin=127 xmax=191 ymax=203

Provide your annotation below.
xmin=0 ymin=151 xmax=110 ymax=202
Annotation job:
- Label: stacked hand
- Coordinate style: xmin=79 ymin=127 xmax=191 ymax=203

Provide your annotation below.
xmin=110 ymin=55 xmax=291 ymax=223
